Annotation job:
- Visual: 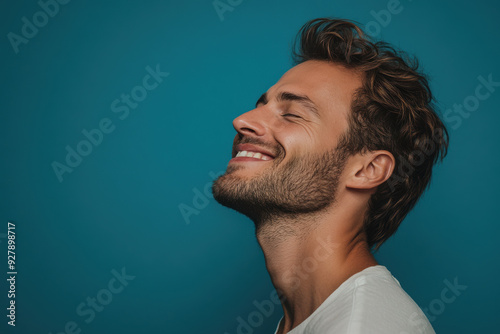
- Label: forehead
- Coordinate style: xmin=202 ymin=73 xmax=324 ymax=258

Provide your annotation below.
xmin=269 ymin=60 xmax=363 ymax=126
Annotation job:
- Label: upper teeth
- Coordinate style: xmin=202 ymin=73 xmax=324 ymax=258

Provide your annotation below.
xmin=236 ymin=151 xmax=271 ymax=160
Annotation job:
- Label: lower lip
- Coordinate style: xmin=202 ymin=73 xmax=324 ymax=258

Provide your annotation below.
xmin=229 ymin=157 xmax=273 ymax=163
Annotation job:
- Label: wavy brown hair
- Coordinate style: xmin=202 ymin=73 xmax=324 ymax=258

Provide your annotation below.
xmin=293 ymin=18 xmax=449 ymax=250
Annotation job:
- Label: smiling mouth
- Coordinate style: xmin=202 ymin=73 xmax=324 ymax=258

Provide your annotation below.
xmin=234 ymin=150 xmax=273 ymax=161
xmin=230 ymin=142 xmax=277 ymax=164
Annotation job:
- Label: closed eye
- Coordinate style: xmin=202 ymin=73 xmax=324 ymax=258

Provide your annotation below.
xmin=282 ymin=113 xmax=302 ymax=119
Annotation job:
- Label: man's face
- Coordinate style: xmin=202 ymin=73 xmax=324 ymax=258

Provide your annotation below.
xmin=212 ymin=60 xmax=363 ymax=221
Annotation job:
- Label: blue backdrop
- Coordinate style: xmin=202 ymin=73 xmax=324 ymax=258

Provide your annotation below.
xmin=1 ymin=0 xmax=498 ymax=333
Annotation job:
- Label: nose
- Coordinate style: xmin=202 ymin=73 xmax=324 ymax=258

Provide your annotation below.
xmin=232 ymin=107 xmax=269 ymax=138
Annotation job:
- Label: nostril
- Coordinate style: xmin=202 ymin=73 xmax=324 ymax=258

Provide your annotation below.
xmin=241 ymin=127 xmax=256 ymax=134
xmin=233 ymin=117 xmax=266 ymax=137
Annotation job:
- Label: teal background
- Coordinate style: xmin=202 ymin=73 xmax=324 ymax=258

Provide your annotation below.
xmin=1 ymin=0 xmax=499 ymax=333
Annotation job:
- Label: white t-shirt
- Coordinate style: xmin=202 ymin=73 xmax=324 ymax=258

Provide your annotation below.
xmin=274 ymin=265 xmax=435 ymax=334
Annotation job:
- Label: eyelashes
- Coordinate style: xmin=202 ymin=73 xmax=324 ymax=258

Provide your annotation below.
xmin=282 ymin=113 xmax=302 ymax=119
xmin=254 ymin=101 xmax=304 ymax=120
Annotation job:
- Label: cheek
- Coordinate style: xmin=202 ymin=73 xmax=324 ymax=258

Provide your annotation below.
xmin=275 ymin=132 xmax=315 ymax=158
xmin=268 ymin=117 xmax=289 ymax=133
xmin=272 ymin=122 xmax=325 ymax=156
xmin=316 ymin=128 xmax=340 ymax=151
xmin=271 ymin=117 xmax=317 ymax=139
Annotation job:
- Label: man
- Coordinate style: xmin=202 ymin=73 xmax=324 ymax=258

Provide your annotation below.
xmin=212 ymin=18 xmax=448 ymax=334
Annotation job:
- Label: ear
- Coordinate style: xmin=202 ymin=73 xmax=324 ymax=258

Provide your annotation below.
xmin=345 ymin=150 xmax=395 ymax=191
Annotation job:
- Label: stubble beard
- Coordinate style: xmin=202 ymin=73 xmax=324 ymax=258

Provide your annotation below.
xmin=212 ymin=146 xmax=349 ymax=228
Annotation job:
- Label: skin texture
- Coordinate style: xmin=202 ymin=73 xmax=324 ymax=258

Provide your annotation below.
xmin=213 ymin=60 xmax=396 ymax=333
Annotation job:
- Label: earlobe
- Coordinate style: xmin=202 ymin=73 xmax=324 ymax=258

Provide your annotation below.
xmin=346 ymin=151 xmax=395 ymax=190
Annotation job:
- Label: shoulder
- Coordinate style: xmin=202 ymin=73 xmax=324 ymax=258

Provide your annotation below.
xmin=306 ymin=266 xmax=435 ymax=334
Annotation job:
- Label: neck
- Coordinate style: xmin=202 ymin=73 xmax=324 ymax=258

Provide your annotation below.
xmin=255 ymin=207 xmax=377 ymax=334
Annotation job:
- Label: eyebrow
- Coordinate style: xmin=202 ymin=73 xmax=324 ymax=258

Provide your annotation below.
xmin=256 ymin=91 xmax=320 ymax=117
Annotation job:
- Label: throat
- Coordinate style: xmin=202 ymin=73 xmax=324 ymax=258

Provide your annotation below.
xmin=255 ymin=217 xmax=377 ymax=333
